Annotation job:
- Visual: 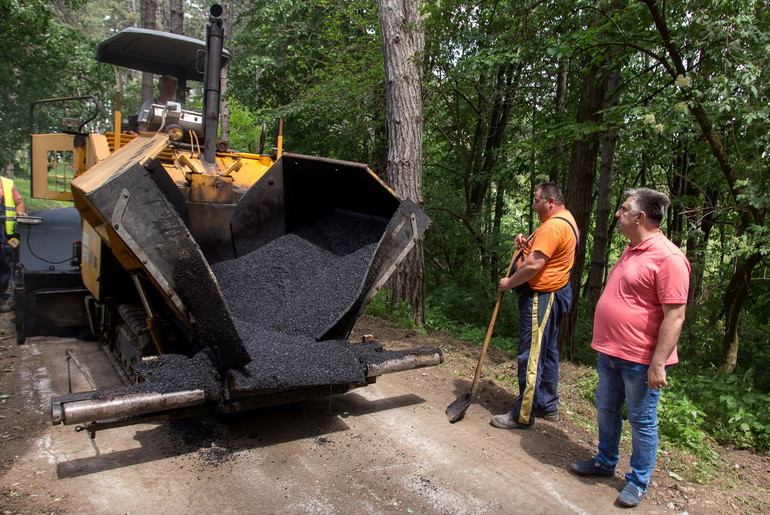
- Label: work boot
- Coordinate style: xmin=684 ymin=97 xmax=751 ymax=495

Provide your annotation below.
xmin=490 ymin=413 xmax=532 ymax=430
xmin=616 ymin=482 xmax=646 ymax=508
xmin=569 ymin=458 xmax=615 ymax=477
xmin=535 ymin=409 xmax=559 ymax=422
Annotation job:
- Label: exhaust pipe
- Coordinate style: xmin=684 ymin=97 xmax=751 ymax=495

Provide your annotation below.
xmin=203 ymin=3 xmax=224 ymax=165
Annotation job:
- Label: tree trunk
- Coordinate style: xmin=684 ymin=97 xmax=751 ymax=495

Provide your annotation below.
xmin=585 ymin=127 xmax=617 ymax=311
xmin=169 ymin=0 xmax=183 ymax=34
xmin=372 ymin=85 xmax=389 ymax=180
xmin=668 ymin=140 xmax=692 ymax=246
xmin=469 ymin=64 xmax=519 ymax=214
xmin=491 ymin=180 xmax=506 ymax=282
xmin=549 ymin=58 xmax=569 ymax=184
xmin=377 ymin=0 xmax=426 ymax=325
xmin=219 ymin=0 xmax=233 ymax=143
xmin=141 ymin=0 xmax=157 ymax=103
xmin=558 ymin=60 xmax=608 ymax=360
xmin=719 ymin=252 xmax=762 ymax=373
xmin=686 ymin=188 xmax=718 ymax=306
xmin=585 ymin=68 xmax=620 ymax=312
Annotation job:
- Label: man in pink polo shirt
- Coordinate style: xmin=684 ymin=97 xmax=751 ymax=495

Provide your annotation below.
xmin=570 ymin=187 xmax=690 ymax=508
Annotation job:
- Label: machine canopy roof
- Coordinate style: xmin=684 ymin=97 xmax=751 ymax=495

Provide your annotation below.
xmin=95 ymin=27 xmax=231 ymax=82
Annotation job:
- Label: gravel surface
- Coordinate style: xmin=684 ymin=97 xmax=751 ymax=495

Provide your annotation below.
xmin=2 ymin=315 xmax=768 ymax=515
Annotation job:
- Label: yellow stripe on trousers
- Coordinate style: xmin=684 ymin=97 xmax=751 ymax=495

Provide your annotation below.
xmin=519 ymin=292 xmax=554 ymax=424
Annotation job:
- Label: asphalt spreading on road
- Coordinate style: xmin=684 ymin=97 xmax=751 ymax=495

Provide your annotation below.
xmin=122 ymin=209 xmax=438 ymax=396
xmin=93 ymin=349 xmax=222 ymax=398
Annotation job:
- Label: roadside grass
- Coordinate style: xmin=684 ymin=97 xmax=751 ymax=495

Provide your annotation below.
xmin=13 ymin=178 xmax=71 ymax=214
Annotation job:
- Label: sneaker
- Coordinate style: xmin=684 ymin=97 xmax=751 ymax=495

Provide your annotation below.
xmin=616 ymin=482 xmax=646 ymax=508
xmin=569 ymin=458 xmax=615 ymax=477
xmin=0 ymin=302 xmax=10 ymax=313
xmin=535 ymin=409 xmax=559 ymax=422
xmin=490 ymin=413 xmax=532 ymax=430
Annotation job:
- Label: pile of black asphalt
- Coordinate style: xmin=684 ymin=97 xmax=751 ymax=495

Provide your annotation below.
xmin=94 ymin=349 xmax=222 ymax=397
xmin=213 ymin=211 xmax=414 ymax=390
xmin=215 ymin=212 xmax=385 ymax=338
xmin=99 ymin=210 xmax=436 ymax=398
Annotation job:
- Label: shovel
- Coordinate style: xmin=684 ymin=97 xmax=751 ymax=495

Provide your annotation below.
xmin=446 ymin=247 xmax=520 ymax=423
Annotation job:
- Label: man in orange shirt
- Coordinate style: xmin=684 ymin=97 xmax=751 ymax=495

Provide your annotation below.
xmin=491 ymin=182 xmax=578 ymax=429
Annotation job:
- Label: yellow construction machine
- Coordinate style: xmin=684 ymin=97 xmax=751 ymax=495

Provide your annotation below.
xmin=20 ymin=5 xmax=440 ymax=435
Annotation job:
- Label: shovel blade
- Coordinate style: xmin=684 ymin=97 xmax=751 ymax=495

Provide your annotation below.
xmin=445 ymin=392 xmax=472 ymax=423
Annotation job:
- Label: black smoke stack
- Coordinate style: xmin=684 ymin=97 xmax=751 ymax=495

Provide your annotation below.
xmin=203 ymin=4 xmax=224 ymax=165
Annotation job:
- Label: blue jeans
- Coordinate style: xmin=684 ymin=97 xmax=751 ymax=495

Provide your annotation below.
xmin=595 ymin=352 xmax=664 ymax=490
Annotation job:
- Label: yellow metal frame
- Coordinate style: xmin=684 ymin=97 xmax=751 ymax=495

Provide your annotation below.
xmin=30 ymin=133 xmax=111 ymax=201
xmin=80 ymin=220 xmax=103 ymax=299
xmin=71 ymin=133 xmax=173 ymax=275
xmin=30 ymin=133 xmax=77 ymax=201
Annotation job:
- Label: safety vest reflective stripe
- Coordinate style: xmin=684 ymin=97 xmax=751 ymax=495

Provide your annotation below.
xmin=1 ymin=177 xmax=16 ymax=236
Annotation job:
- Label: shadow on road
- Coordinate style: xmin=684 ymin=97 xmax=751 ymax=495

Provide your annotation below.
xmin=56 ymin=390 xmax=425 ymax=479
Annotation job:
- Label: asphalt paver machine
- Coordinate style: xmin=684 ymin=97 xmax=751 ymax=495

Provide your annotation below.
xmin=22 ymin=5 xmax=441 ymax=435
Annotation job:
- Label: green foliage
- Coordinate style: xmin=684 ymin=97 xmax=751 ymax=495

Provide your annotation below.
xmin=424 ymin=297 xmax=517 ymax=352
xmin=680 ymin=272 xmax=770 ymax=392
xmin=663 ymin=371 xmax=770 ymax=453
xmin=570 ymin=363 xmax=770 ymax=455
xmin=574 ymin=365 xmax=599 ymax=406
xmin=0 ymin=0 xmax=113 ymax=168
xmin=364 ymin=289 xmax=417 ymax=330
xmin=228 ymin=0 xmax=386 ymax=164
xmin=13 ymin=174 xmax=70 ymax=213
xmin=658 ymin=387 xmax=717 ymax=461
xmin=226 ymin=97 xmax=267 ymax=154
xmin=678 ymin=304 xmax=724 ymax=372
xmin=739 ymin=284 xmax=770 ymax=391
xmin=366 ymin=287 xmax=519 ymax=351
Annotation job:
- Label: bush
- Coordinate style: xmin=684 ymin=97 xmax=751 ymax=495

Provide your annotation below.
xmin=570 ymin=365 xmax=769 ymax=455
xmin=365 ymin=289 xmax=417 ymax=330
xmin=664 ymin=369 xmax=770 ymax=453
xmin=658 ymin=386 xmax=717 ymax=461
xmin=425 ymin=298 xmax=517 ymax=352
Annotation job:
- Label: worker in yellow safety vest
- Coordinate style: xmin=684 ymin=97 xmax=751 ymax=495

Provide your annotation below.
xmin=0 ymin=177 xmax=27 ymax=312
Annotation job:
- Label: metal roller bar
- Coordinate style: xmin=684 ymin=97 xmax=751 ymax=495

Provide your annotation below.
xmin=365 ymin=351 xmax=443 ymax=378
xmin=52 ymin=389 xmax=206 ymax=425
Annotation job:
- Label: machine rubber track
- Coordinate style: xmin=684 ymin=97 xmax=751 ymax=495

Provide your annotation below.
xmin=110 ymin=304 xmax=186 ymax=383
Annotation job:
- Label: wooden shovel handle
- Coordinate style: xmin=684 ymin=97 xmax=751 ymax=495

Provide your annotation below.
xmin=469 ymin=248 xmax=520 ymax=396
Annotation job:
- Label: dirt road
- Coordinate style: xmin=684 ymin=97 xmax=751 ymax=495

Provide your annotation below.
xmin=1 ymin=314 xmax=767 ymax=514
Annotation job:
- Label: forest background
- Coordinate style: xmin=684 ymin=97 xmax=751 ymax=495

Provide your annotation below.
xmin=1 ymin=0 xmax=769 ymax=456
